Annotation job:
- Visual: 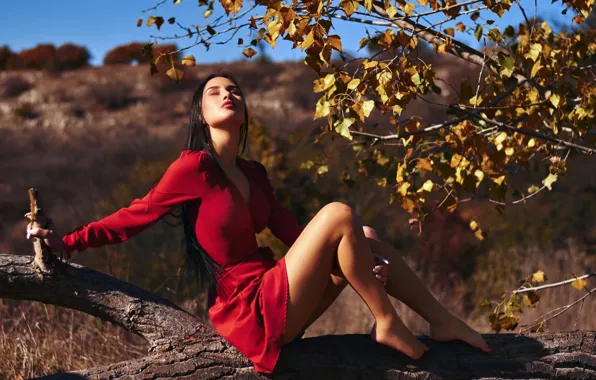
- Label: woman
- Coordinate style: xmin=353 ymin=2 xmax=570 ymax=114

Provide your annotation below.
xmin=25 ymin=73 xmax=491 ymax=374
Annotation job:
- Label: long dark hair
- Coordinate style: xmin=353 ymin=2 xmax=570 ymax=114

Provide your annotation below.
xmin=179 ymin=72 xmax=250 ymax=294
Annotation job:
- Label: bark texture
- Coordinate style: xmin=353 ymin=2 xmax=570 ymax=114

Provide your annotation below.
xmin=1 ymin=253 xmax=594 ymax=380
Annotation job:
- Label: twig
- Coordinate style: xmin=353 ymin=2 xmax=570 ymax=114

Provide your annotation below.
xmin=519 ymin=287 xmax=594 ymax=334
xmin=512 ymin=272 xmax=596 ymax=294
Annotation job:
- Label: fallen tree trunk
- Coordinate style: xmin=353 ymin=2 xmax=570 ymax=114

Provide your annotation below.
xmin=1 ymin=253 xmax=594 ymax=379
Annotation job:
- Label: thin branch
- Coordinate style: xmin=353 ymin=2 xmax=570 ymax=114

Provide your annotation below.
xmin=467 ymin=113 xmax=596 ymax=155
xmin=519 ymin=287 xmax=595 ymax=334
xmin=142 ymin=0 xmax=168 ymax=14
xmin=515 ymin=0 xmax=532 ymax=32
xmin=410 ymin=0 xmax=484 ymax=18
xmin=513 ymin=272 xmax=596 ymax=294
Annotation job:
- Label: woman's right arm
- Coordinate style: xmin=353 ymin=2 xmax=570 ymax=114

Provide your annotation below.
xmin=27 ymin=150 xmax=210 ymax=255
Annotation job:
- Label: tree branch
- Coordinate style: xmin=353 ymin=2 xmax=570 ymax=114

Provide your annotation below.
xmin=513 ymin=272 xmax=596 ymax=294
xmin=0 ymin=253 xmax=214 ymax=351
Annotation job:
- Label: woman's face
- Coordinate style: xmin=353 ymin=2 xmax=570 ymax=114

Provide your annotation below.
xmin=201 ymin=76 xmax=246 ymax=132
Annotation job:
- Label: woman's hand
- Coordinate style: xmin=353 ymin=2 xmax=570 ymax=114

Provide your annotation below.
xmin=373 ymin=254 xmax=389 ymax=286
xmin=25 ymin=212 xmax=67 ymax=254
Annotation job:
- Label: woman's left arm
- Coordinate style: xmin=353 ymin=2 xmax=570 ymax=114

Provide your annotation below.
xmin=253 ymin=161 xmax=304 ymax=247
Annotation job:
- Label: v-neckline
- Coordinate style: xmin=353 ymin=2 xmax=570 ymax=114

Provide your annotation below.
xmin=218 ymin=157 xmax=252 ymax=205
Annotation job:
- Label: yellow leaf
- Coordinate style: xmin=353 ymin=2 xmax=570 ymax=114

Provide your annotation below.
xmin=242 ymin=48 xmax=257 ymax=58
xmin=530 ymin=60 xmax=542 ymax=78
xmin=571 ymin=278 xmax=587 ymax=291
xmin=386 ymin=5 xmax=398 ymax=18
xmin=397 ymin=182 xmax=410 ymax=196
xmin=347 ymin=78 xmax=361 ymax=90
xmin=444 ymin=28 xmax=454 ymax=37
xmin=402 ymin=2 xmax=415 ymax=16
xmin=505 ymin=147 xmax=514 ymax=156
xmin=364 ymin=0 xmax=373 ymax=11
xmin=341 ymin=0 xmax=359 ymax=17
xmin=495 ymin=131 xmax=507 ymax=145
xmin=322 ymin=73 xmax=335 ymax=91
xmin=361 ymin=100 xmax=375 ymax=117
xmin=455 ymin=22 xmax=465 ymax=32
xmin=416 ymin=158 xmax=432 ymax=171
xmin=474 ymin=169 xmax=484 ymax=184
xmin=418 ymin=179 xmax=433 ymax=192
xmin=301 ymin=31 xmax=315 ymax=50
xmin=532 ymin=270 xmax=546 ymax=283
xmin=469 ymin=220 xmax=479 ymax=231
xmin=542 ymin=173 xmax=557 ymax=190
xmin=166 ymin=67 xmax=183 ymax=82
xmin=493 ymin=175 xmax=505 ymax=185
xmin=181 ymin=55 xmax=196 ymax=66
xmin=528 ymin=185 xmax=540 ymax=194
xmin=469 ymin=95 xmax=483 ymax=106
xmin=317 ymin=165 xmax=328 ymax=175
xmin=376 ymin=177 xmax=387 ymax=187
xmin=417 ymin=0 xmax=428 ymax=6
xmin=474 ymin=229 xmax=485 ymax=240
xmin=525 ymin=43 xmax=542 ymax=62
xmin=327 ymin=35 xmax=342 ymax=52
xmin=549 ymin=94 xmax=560 ymax=108
xmin=527 ymin=138 xmax=536 ymax=148
xmin=335 ymin=118 xmax=354 ymax=139
xmin=314 ymin=98 xmax=330 ymax=119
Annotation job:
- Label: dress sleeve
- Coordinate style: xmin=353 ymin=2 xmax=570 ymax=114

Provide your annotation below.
xmin=254 ymin=161 xmax=304 ymax=247
xmin=61 ymin=150 xmax=210 ymax=253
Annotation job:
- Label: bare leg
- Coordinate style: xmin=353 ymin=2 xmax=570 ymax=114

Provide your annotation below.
xmin=301 ymin=267 xmax=348 ymax=331
xmin=283 ymin=202 xmax=428 ymax=359
xmin=363 ymin=226 xmax=491 ymax=352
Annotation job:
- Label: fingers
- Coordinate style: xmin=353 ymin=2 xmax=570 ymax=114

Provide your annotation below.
xmin=26 ymin=226 xmax=50 ymax=239
xmin=373 ymin=265 xmax=388 ymax=286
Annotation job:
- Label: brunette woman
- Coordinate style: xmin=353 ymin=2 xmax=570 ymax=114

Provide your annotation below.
xmin=26 ymin=73 xmax=491 ymax=374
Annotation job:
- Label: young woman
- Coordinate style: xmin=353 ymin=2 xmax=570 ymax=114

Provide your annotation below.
xmin=26 ymin=73 xmax=491 ymax=374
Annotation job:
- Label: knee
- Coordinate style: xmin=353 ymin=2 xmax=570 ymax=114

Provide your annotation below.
xmin=320 ymin=202 xmax=357 ymax=229
xmin=362 ymin=225 xmax=381 ymax=240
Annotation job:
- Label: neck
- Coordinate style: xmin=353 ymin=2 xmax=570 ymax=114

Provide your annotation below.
xmin=209 ymin=128 xmax=240 ymax=167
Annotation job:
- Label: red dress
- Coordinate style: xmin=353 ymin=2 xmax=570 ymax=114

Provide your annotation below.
xmin=61 ymin=149 xmax=304 ymax=374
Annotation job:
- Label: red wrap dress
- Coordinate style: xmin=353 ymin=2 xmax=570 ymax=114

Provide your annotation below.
xmin=61 ymin=149 xmax=304 ymax=374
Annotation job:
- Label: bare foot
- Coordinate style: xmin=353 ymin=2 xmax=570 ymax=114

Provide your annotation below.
xmin=371 ymin=319 xmax=429 ymax=360
xmin=430 ymin=315 xmax=492 ymax=352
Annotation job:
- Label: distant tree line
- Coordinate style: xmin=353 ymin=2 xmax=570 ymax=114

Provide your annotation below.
xmin=0 ymin=42 xmax=179 ymax=72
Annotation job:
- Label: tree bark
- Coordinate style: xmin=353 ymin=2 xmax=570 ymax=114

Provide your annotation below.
xmin=1 ymin=253 xmax=594 ymax=379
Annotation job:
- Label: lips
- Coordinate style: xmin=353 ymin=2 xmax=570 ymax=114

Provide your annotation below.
xmin=221 ymin=100 xmax=235 ymax=109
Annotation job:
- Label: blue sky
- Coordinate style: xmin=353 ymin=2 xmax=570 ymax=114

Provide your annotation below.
xmin=0 ymin=0 xmax=572 ymax=65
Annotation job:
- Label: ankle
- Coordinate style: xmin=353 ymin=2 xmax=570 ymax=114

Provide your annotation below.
xmin=428 ymin=312 xmax=455 ymax=327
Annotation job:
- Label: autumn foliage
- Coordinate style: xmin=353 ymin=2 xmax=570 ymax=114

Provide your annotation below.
xmin=0 ymin=43 xmax=90 ymax=71
xmin=103 ymin=42 xmax=179 ymax=65
xmin=136 ymin=0 xmax=595 ymax=333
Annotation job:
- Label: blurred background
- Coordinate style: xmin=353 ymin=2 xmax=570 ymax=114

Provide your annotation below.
xmin=0 ymin=1 xmax=595 ymax=378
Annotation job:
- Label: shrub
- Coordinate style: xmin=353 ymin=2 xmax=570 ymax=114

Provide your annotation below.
xmin=4 ymin=54 xmax=24 ymax=70
xmin=18 ymin=44 xmax=57 ymax=70
xmin=103 ymin=42 xmax=179 ymax=65
xmin=91 ymin=82 xmax=135 ymax=110
xmin=49 ymin=43 xmax=91 ymax=71
xmin=103 ymin=42 xmax=146 ymax=65
xmin=1 ymin=76 xmax=32 ymax=98
xmin=0 ymin=45 xmax=17 ymax=71
xmin=14 ymin=102 xmax=39 ymax=119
